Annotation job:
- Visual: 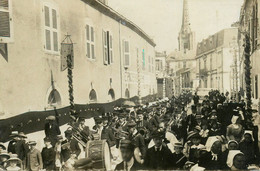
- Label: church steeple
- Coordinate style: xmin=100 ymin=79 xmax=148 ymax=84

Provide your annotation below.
xmin=178 ymin=0 xmax=194 ymax=53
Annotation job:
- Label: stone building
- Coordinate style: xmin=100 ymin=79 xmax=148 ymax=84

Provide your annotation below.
xmin=0 ymin=0 xmax=156 ymax=119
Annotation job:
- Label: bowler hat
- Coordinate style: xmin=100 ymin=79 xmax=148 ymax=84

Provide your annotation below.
xmin=9 ymin=131 xmax=19 ymax=138
xmin=151 ymin=130 xmax=164 ymax=139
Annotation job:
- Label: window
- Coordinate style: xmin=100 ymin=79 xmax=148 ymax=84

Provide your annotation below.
xmin=108 ymin=89 xmax=115 ymax=101
xmin=89 ymin=89 xmax=97 ymax=102
xmin=123 ymin=40 xmax=130 ymax=67
xmin=125 ymin=88 xmax=130 ymax=98
xmin=86 ymin=24 xmax=95 ymax=59
xmin=102 ymin=30 xmax=113 ymax=64
xmin=43 ymin=3 xmax=59 ymax=53
xmin=0 ymin=0 xmax=12 ymax=42
xmin=48 ymin=89 xmax=61 ymax=106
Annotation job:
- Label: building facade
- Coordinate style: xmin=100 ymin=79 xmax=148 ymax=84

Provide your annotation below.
xmin=238 ymin=0 xmax=260 ymax=102
xmin=196 ymin=28 xmax=239 ymax=95
xmin=0 ymin=0 xmax=156 ymax=119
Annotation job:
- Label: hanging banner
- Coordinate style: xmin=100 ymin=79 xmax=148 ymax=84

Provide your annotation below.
xmin=61 ymin=43 xmax=74 ymax=71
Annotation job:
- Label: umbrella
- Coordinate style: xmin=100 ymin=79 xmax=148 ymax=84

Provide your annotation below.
xmin=122 ymin=100 xmax=136 ymax=107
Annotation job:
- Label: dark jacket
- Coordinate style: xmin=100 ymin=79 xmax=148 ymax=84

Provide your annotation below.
xmin=101 ymin=126 xmax=116 ymax=147
xmin=199 ymin=151 xmax=226 ymax=170
xmin=7 ymin=139 xmax=17 ymax=154
xmin=61 ymin=138 xmax=81 ymax=162
xmin=115 ymin=158 xmax=144 ymax=170
xmin=144 ymin=145 xmax=173 ymax=170
xmin=172 ymin=152 xmax=187 ymax=169
xmin=44 ymin=122 xmax=61 ymax=146
xmin=41 ymin=146 xmax=55 ymax=170
xmin=129 ymin=132 xmax=147 ymax=159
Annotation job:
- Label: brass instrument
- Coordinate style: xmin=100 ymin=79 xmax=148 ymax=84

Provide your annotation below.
xmin=112 ymin=127 xmax=129 ymax=139
xmin=69 ymin=123 xmax=91 ymax=148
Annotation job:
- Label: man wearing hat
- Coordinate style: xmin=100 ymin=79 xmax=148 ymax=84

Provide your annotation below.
xmin=115 ymin=140 xmax=143 ymax=170
xmin=44 ymin=115 xmax=61 ymax=146
xmin=172 ymin=143 xmax=187 ymax=169
xmin=187 ymin=131 xmax=204 ymax=163
xmin=100 ymin=116 xmax=116 ymax=148
xmin=136 ymin=110 xmax=150 ymax=133
xmin=127 ymin=121 xmax=146 ymax=162
xmin=41 ymin=137 xmax=55 ymax=170
xmin=26 ymin=141 xmax=43 ymax=171
xmin=144 ymin=130 xmax=173 ymax=170
xmin=15 ymin=132 xmax=29 ymax=168
xmin=61 ymin=128 xmax=81 ymax=163
xmin=7 ymin=131 xmax=20 ymax=154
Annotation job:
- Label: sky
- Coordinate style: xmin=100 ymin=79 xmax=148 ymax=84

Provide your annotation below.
xmin=108 ymin=0 xmax=244 ymax=53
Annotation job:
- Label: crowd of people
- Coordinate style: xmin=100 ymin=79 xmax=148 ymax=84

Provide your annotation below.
xmin=0 ymin=89 xmax=260 ymax=170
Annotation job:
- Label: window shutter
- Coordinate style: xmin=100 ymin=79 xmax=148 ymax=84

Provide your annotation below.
xmin=107 ymin=31 xmax=110 ymax=64
xmin=124 ymin=40 xmax=129 ymax=67
xmin=52 ymin=9 xmax=57 ymax=29
xmin=45 ymin=30 xmax=51 ymax=50
xmin=103 ymin=30 xmax=108 ymax=64
xmin=0 ymin=11 xmax=10 ymax=37
xmin=0 ymin=0 xmax=9 ymax=8
xmin=110 ymin=35 xmax=113 ymax=63
xmin=91 ymin=26 xmax=95 ymax=59
xmin=44 ymin=6 xmax=50 ymax=27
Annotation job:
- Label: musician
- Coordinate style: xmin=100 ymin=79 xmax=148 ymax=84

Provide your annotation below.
xmin=116 ymin=113 xmax=128 ymax=131
xmin=136 ymin=110 xmax=150 ymax=133
xmin=127 ymin=121 xmax=146 ymax=161
xmin=172 ymin=143 xmax=187 ymax=169
xmin=61 ymin=128 xmax=81 ymax=162
xmin=144 ymin=130 xmax=173 ymax=170
xmin=115 ymin=140 xmax=143 ymax=171
xmin=100 ymin=116 xmax=116 ymax=147
xmin=75 ymin=117 xmax=90 ymax=139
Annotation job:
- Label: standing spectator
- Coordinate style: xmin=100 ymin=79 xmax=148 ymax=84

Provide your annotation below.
xmin=44 ymin=116 xmax=61 ymax=146
xmin=7 ymin=131 xmax=20 ymax=154
xmin=26 ymin=141 xmax=43 ymax=171
xmin=172 ymin=143 xmax=187 ymax=169
xmin=144 ymin=130 xmax=173 ymax=170
xmin=16 ymin=132 xmax=29 ymax=165
xmin=226 ymin=115 xmax=244 ymax=143
xmin=115 ymin=140 xmax=143 ymax=170
xmin=239 ymin=130 xmax=257 ymax=165
xmin=41 ymin=137 xmax=55 ymax=170
xmin=193 ymin=92 xmax=199 ymax=107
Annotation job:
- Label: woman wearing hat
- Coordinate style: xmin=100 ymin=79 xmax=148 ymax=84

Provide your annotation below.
xmin=239 ymin=130 xmax=257 ymax=165
xmin=226 ymin=150 xmax=247 ymax=170
xmin=198 ymin=136 xmax=226 ymax=170
xmin=0 ymin=150 xmax=10 ymax=170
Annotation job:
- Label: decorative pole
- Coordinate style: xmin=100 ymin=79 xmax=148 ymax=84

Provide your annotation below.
xmin=244 ymin=33 xmax=252 ymax=113
xmin=61 ymin=35 xmax=77 ymax=120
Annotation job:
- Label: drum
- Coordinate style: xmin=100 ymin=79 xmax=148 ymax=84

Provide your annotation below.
xmin=85 ymin=140 xmax=111 ymax=170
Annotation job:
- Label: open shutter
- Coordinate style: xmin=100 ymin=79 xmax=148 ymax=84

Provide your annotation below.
xmin=103 ymin=30 xmax=108 ymax=64
xmin=124 ymin=40 xmax=130 ymax=67
xmin=0 ymin=0 xmax=10 ymax=38
xmin=107 ymin=31 xmax=110 ymax=64
xmin=110 ymin=34 xmax=113 ymax=63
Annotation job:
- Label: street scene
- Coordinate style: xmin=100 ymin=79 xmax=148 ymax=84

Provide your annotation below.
xmin=0 ymin=0 xmax=260 ymax=170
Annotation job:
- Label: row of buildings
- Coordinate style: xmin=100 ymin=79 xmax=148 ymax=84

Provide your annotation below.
xmin=156 ymin=0 xmax=241 ymax=98
xmin=0 ymin=0 xmax=157 ymax=119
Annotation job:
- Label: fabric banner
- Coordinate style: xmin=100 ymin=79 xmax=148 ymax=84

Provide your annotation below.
xmin=0 ymin=95 xmax=157 ymax=142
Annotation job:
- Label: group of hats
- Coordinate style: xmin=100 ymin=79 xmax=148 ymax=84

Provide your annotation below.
xmin=0 ymin=152 xmax=21 ymax=162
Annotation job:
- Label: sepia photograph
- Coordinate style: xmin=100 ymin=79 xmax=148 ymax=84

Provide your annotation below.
xmin=0 ymin=0 xmax=260 ymax=170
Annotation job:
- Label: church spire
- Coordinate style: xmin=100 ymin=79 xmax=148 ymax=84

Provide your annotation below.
xmin=178 ymin=0 xmax=193 ymax=53
xmin=181 ymin=0 xmax=190 ymax=34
